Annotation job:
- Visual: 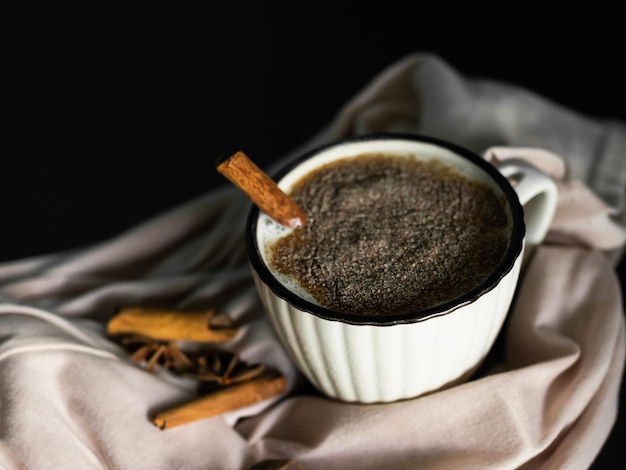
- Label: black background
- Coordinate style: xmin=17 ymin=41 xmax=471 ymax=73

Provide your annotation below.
xmin=3 ymin=7 xmax=625 ymax=467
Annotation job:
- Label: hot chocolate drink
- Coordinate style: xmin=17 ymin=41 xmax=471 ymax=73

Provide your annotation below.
xmin=267 ymin=153 xmax=510 ymax=315
xmin=246 ymin=134 xmax=556 ymax=403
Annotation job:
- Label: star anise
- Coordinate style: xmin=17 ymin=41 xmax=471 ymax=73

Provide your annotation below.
xmin=118 ymin=335 xmax=267 ymax=389
xmin=184 ymin=349 xmax=267 ymax=393
xmin=121 ymin=334 xmax=192 ymax=372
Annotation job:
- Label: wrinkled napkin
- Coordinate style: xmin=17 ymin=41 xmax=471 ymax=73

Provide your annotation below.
xmin=1 ymin=53 xmax=625 ymax=470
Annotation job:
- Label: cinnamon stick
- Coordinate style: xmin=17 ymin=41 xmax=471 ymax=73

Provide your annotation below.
xmin=216 ymin=151 xmax=307 ymax=228
xmin=107 ymin=307 xmax=239 ymax=342
xmin=151 ymin=372 xmax=286 ymax=429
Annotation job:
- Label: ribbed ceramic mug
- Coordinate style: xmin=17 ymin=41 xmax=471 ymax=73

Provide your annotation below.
xmin=246 ymin=133 xmax=557 ymax=403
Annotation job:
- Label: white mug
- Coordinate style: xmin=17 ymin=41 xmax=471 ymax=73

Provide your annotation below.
xmin=246 ymin=133 xmax=558 ymax=403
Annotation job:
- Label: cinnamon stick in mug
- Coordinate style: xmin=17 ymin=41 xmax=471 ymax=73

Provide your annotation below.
xmin=217 ymin=151 xmax=307 ymax=228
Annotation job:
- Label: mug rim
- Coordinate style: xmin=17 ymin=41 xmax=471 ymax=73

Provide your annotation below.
xmin=245 ymin=132 xmax=526 ymax=326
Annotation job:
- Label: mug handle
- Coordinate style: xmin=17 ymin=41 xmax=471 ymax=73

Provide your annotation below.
xmin=497 ymin=159 xmax=558 ymax=266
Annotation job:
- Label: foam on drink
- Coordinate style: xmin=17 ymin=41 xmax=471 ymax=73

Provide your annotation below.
xmin=256 ymin=146 xmax=512 ymax=315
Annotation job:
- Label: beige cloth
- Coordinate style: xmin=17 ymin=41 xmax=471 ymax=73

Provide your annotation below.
xmin=1 ymin=53 xmax=625 ymax=470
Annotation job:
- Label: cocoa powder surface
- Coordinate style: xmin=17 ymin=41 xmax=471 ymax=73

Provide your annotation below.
xmin=270 ymin=154 xmax=509 ymax=315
